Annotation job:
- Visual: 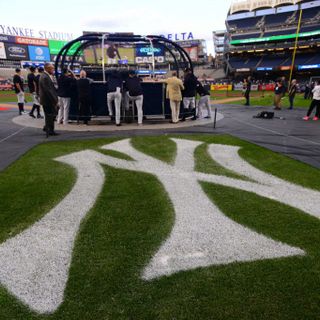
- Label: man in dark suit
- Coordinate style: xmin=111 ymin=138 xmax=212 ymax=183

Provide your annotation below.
xmin=39 ymin=63 xmax=59 ymax=136
xmin=244 ymin=76 xmax=252 ymax=106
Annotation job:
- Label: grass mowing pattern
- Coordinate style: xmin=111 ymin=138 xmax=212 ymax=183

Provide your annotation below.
xmin=0 ymin=134 xmax=319 ymax=319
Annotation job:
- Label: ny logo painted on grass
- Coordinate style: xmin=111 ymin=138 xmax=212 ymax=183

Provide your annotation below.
xmin=0 ymin=138 xmax=319 ymax=314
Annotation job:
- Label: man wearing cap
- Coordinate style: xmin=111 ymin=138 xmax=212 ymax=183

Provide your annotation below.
xmin=182 ymin=68 xmax=198 ymax=121
xmin=13 ymin=68 xmax=26 ymax=115
xmin=107 ymin=70 xmax=123 ymax=126
xmin=27 ymin=66 xmax=42 ymax=118
xmin=124 ymin=70 xmax=144 ymax=125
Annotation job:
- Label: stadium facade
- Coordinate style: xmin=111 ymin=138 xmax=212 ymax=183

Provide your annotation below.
xmin=0 ymin=30 xmax=207 ymax=72
xmin=224 ymin=0 xmax=320 ymax=81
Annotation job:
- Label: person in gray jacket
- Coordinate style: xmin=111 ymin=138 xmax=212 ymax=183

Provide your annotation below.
xmin=39 ymin=63 xmax=59 ymax=136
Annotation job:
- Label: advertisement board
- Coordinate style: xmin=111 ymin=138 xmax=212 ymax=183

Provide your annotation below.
xmin=136 ymin=44 xmax=164 ymax=57
xmin=259 ymin=84 xmax=275 ymax=91
xmin=256 ymin=67 xmax=273 ymax=71
xmin=211 ymin=84 xmax=232 ymax=91
xmin=28 ymin=46 xmax=50 ymax=61
xmin=279 ymin=66 xmax=292 ymax=71
xmin=16 ymin=37 xmax=48 ymax=46
xmin=135 ymin=56 xmax=165 ymax=64
xmin=234 ymin=84 xmax=259 ymax=91
xmin=234 ymin=83 xmax=244 ymax=90
xmin=50 ymin=54 xmax=84 ymax=63
xmin=0 ymin=34 xmax=16 ymax=42
xmin=0 ymin=42 xmax=6 ymax=59
xmin=176 ymin=40 xmax=202 ymax=48
xmin=5 ymin=42 xmax=29 ymax=60
xmin=48 ymin=40 xmax=80 ymax=55
xmin=184 ymin=47 xmax=198 ymax=62
xmin=298 ymin=64 xmax=320 ymax=70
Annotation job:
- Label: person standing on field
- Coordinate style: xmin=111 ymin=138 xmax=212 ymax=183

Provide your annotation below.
xmin=164 ymin=71 xmax=184 ymax=123
xmin=13 ymin=68 xmax=26 ymax=115
xmin=288 ymin=79 xmax=297 ymax=110
xmin=27 ymin=66 xmax=42 ymax=118
xmin=39 ymin=63 xmax=59 ymax=136
xmin=303 ymin=80 xmax=320 ymax=121
xmin=274 ymin=80 xmax=284 ymax=110
xmin=196 ymin=80 xmax=211 ymax=119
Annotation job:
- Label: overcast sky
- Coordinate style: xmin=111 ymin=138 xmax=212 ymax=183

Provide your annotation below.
xmin=1 ymin=0 xmax=233 ymax=54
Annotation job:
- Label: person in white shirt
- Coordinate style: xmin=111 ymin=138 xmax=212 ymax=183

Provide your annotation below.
xmin=303 ymin=81 xmax=320 ymax=121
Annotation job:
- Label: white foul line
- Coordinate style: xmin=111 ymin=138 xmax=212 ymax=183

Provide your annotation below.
xmin=231 ymin=117 xmax=320 ymax=147
xmin=0 ymin=127 xmax=26 ymax=144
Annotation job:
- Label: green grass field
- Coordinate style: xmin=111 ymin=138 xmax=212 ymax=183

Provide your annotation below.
xmin=0 ymin=135 xmax=319 ymax=319
xmin=0 ymin=91 xmax=34 ymax=103
xmin=213 ymin=91 xmax=311 ymax=109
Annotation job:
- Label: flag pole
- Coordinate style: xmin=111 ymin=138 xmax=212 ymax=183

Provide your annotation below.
xmin=289 ymin=9 xmax=303 ymax=84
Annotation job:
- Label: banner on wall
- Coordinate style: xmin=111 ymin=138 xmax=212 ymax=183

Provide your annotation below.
xmin=259 ymin=84 xmax=275 ymax=91
xmin=50 ymin=54 xmax=84 ymax=63
xmin=135 ymin=44 xmax=164 ymax=57
xmin=5 ymin=43 xmax=29 ymax=60
xmin=183 ymin=46 xmax=198 ymax=62
xmin=211 ymin=84 xmax=232 ymax=91
xmin=28 ymin=46 xmax=50 ymax=61
xmin=0 ymin=42 xmax=6 ymax=59
xmin=48 ymin=40 xmax=80 ymax=56
xmin=0 ymin=34 xmax=16 ymax=43
xmin=16 ymin=37 xmax=48 ymax=47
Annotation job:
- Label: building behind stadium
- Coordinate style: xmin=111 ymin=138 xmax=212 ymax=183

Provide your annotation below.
xmin=215 ymin=0 xmax=320 ymax=82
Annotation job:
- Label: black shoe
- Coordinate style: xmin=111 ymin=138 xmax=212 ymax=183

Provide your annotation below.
xmin=37 ymin=114 xmax=43 ymax=119
xmin=180 ymin=117 xmax=186 ymax=122
xmin=116 ymin=123 xmax=122 ymax=127
xmin=49 ymin=132 xmax=59 ymax=136
xmin=191 ymin=116 xmax=197 ymax=120
xmin=29 ymin=113 xmax=36 ymax=118
xmin=204 ymin=116 xmax=211 ymax=119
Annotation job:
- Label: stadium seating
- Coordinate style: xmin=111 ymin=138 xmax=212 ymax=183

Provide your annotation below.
xmin=302 ymin=7 xmax=320 ymax=20
xmin=264 ymin=11 xmax=297 ymax=27
xmin=232 ymin=33 xmax=261 ymax=40
xmin=300 ymin=25 xmax=320 ymax=33
xmin=258 ymin=55 xmax=287 ymax=68
xmin=263 ymin=29 xmax=297 ymax=37
xmin=228 ymin=17 xmax=261 ymax=30
xmin=229 ymin=56 xmax=261 ymax=69
xmin=284 ymin=53 xmax=320 ymax=66
xmin=226 ymin=2 xmax=320 ymax=77
xmin=0 ymin=68 xmax=27 ymax=80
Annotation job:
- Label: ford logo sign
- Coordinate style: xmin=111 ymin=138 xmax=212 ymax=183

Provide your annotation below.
xmin=8 ymin=47 xmax=25 ymax=54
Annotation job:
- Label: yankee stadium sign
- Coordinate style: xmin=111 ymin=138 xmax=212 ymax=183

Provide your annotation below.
xmin=0 ymin=24 xmax=74 ymax=41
